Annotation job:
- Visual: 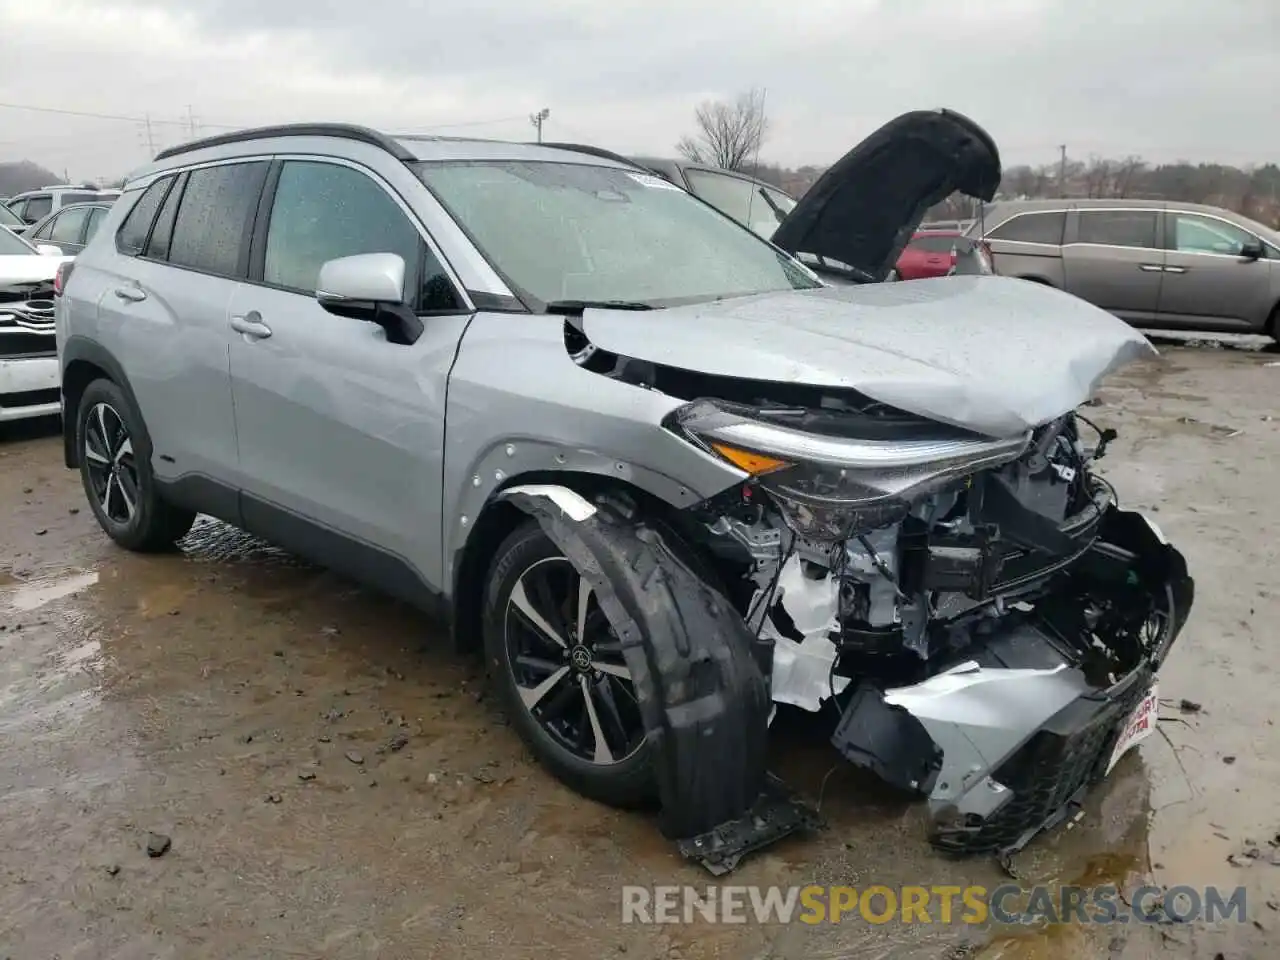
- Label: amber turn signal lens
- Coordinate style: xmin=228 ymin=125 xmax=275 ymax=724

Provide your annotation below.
xmin=710 ymin=442 xmax=790 ymax=476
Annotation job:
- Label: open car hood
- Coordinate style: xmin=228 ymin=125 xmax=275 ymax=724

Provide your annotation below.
xmin=580 ymin=276 xmax=1155 ymax=438
xmin=770 ymin=109 xmax=1001 ymax=282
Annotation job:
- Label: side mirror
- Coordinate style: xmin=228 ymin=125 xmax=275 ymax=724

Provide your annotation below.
xmin=36 ymin=244 xmax=64 ymax=257
xmin=1240 ymin=240 xmax=1264 ymax=261
xmin=316 ymin=253 xmax=422 ymax=345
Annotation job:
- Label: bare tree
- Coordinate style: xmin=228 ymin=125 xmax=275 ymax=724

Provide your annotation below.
xmin=1084 ymin=155 xmax=1114 ymax=198
xmin=676 ymin=88 xmax=769 ymax=171
xmin=1111 ymin=156 xmax=1146 ymax=198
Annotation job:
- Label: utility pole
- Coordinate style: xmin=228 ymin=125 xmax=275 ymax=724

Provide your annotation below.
xmin=186 ymin=104 xmax=197 ymax=139
xmin=142 ymin=113 xmax=156 ymax=156
xmin=1058 ymin=144 xmax=1068 ymax=198
xmin=529 ymin=107 xmax=550 ymax=143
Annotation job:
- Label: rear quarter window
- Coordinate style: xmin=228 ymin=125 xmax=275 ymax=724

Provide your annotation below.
xmin=116 ymin=178 xmax=173 ymax=255
xmin=988 ymin=211 xmax=1066 ymax=245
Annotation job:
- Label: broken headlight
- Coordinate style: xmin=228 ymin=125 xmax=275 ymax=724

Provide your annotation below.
xmin=669 ymin=399 xmax=1030 ymax=541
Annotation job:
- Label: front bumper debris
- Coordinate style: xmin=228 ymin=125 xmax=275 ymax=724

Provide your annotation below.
xmin=831 ymin=509 xmax=1193 ymax=862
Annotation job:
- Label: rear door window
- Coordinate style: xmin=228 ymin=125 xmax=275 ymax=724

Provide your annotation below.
xmin=51 ymin=206 xmax=91 ymax=244
xmin=85 ymin=206 xmax=108 ymax=241
xmin=1076 ymin=210 xmax=1158 ymax=249
xmin=168 ymin=161 xmax=269 ymax=278
xmin=909 ymin=234 xmax=958 ymax=254
xmin=31 ymin=213 xmax=57 ymax=240
xmin=23 ymin=195 xmax=52 ymax=222
xmin=987 ymin=211 xmax=1066 ymax=244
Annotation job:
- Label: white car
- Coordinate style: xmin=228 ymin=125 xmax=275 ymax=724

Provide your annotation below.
xmin=1 ymin=226 xmax=70 ymax=423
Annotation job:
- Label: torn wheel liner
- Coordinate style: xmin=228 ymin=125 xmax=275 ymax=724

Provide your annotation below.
xmin=499 ymin=488 xmax=791 ymax=842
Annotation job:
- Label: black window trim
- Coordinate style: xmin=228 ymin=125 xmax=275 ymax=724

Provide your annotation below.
xmin=142 ymin=170 xmax=190 ymax=263
xmin=245 ymin=154 xmax=473 ymax=316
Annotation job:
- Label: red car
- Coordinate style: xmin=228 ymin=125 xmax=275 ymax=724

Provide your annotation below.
xmin=893 ymin=230 xmax=993 ymax=280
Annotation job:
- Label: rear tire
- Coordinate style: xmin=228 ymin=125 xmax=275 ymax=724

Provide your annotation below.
xmin=482 ymin=520 xmax=655 ymax=808
xmin=76 ymin=378 xmax=195 ymax=552
xmin=1267 ymin=303 xmax=1280 ymax=345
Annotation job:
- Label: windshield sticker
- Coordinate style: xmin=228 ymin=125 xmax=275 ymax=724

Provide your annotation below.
xmin=626 ymin=172 xmax=684 ymax=191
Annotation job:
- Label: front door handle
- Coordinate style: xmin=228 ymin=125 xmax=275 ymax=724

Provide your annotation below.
xmin=1163 ymin=265 xmax=1188 ymax=274
xmin=1138 ymin=264 xmax=1164 ymax=273
xmin=230 ymin=312 xmax=272 ymax=340
xmin=114 ymin=285 xmax=147 ymax=302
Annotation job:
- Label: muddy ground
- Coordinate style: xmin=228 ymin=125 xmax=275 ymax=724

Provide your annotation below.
xmin=2 ymin=342 xmax=1278 ymax=960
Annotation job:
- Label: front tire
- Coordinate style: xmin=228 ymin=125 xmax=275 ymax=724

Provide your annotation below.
xmin=76 ymin=378 xmax=195 ymax=552
xmin=482 ymin=520 xmax=655 ymax=808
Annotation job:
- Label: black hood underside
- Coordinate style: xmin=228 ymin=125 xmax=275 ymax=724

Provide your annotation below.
xmin=771 ymin=108 xmax=1002 ymax=282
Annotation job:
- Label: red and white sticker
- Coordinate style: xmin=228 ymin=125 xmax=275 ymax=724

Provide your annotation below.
xmin=1105 ymin=684 xmax=1158 ymax=774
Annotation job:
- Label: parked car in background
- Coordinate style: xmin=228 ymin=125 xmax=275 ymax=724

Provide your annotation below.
xmin=23 ymin=201 xmax=114 ymax=256
xmin=617 ymin=156 xmax=798 ymax=239
xmin=0 ymin=201 xmax=27 ymax=236
xmin=893 ymin=230 xmax=993 ymax=280
xmin=1 ymin=225 xmax=70 ymax=422
xmin=969 ymin=199 xmax=1280 ymax=339
xmin=5 ymin=185 xmax=120 ymax=227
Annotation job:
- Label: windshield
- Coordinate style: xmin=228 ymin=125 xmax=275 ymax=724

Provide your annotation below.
xmin=0 ymin=204 xmax=22 ymax=228
xmin=0 ymin=226 xmax=35 ymax=256
xmin=414 ymin=160 xmax=819 ymax=308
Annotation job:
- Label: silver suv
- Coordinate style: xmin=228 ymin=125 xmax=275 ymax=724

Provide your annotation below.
xmin=55 ymin=114 xmax=1191 ymax=872
xmin=971 ymin=198 xmax=1280 ymax=338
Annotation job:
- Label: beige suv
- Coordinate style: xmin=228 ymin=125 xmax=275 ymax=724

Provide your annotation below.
xmin=969 ymin=199 xmax=1280 ymax=339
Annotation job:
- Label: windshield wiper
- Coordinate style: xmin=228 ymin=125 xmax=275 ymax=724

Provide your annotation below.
xmin=543 ymin=299 xmax=655 ymax=315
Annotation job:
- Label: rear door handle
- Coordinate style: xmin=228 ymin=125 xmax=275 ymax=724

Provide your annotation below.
xmin=113 ymin=285 xmax=146 ymax=302
xmin=1138 ymin=264 xmax=1164 ymax=273
xmin=230 ymin=312 xmax=272 ymax=340
xmin=1163 ymin=265 xmax=1188 ymax=274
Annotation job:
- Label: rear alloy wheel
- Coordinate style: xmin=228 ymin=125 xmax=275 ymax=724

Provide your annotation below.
xmin=77 ymin=379 xmax=195 ymax=551
xmin=83 ymin=401 xmax=138 ymax=526
xmin=483 ymin=522 xmax=653 ymax=806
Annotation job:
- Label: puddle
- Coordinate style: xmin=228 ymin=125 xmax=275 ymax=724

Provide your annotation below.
xmin=3 ymin=570 xmax=100 ymax=612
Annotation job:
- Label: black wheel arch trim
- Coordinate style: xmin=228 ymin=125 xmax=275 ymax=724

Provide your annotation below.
xmin=498 ymin=485 xmax=775 ymax=841
xmin=60 ymin=335 xmax=151 ymax=470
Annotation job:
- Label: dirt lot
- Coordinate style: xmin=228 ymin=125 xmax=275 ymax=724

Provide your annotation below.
xmin=1 ymin=342 xmax=1278 ymax=960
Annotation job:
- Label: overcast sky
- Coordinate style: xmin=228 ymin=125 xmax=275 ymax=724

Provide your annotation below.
xmin=1 ymin=0 xmax=1277 ymax=182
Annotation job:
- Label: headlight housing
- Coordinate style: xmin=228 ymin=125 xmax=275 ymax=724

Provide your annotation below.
xmin=668 ymin=399 xmax=1030 ymax=540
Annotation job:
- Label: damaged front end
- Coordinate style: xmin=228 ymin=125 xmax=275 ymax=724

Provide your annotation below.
xmin=670 ymin=394 xmax=1193 ymax=862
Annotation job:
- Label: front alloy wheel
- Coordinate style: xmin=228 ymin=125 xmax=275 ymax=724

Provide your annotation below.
xmin=505 ymin=556 xmax=644 ymax=765
xmin=483 ymin=522 xmax=654 ymax=808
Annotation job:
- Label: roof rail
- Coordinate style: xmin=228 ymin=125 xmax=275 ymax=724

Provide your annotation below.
xmin=153 ymin=123 xmax=415 ymax=162
xmin=537 ymin=141 xmax=645 ymax=170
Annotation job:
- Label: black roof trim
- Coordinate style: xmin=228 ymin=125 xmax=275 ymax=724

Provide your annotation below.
xmin=153 ymin=123 xmax=415 ymax=162
xmin=537 ymin=142 xmax=646 ymax=170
